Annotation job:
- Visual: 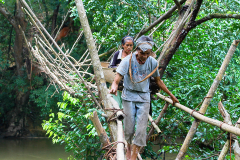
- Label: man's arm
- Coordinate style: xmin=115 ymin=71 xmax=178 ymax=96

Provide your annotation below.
xmin=154 ymin=77 xmax=179 ymax=104
xmin=109 ymin=73 xmax=123 ymax=96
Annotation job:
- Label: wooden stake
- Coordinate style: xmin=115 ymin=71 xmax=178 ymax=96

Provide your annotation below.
xmin=176 ymin=40 xmax=239 ymax=160
xmin=218 ymin=140 xmax=230 ymax=160
xmin=90 ymin=111 xmax=110 ymax=147
xmin=218 ymin=102 xmax=240 ymax=160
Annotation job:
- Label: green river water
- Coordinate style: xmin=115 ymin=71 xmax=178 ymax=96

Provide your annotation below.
xmin=0 ymin=138 xmax=177 ymax=160
xmin=0 ymin=138 xmax=71 ymax=160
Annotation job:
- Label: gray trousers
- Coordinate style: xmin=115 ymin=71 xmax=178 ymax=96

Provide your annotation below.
xmin=123 ymin=100 xmax=150 ymax=146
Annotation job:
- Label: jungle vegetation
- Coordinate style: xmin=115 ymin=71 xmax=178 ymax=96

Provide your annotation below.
xmin=0 ymin=0 xmax=240 ymax=159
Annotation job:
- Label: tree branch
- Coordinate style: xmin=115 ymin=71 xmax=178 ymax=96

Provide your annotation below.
xmin=0 ymin=4 xmax=17 ymax=28
xmin=196 ymin=13 xmax=240 ymax=26
xmin=173 ymin=0 xmax=181 ymax=12
xmin=138 ymin=0 xmax=187 ymax=36
xmin=189 ymin=0 xmax=203 ymax=22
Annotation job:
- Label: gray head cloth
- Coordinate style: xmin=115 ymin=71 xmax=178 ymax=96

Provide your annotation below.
xmin=136 ymin=39 xmax=154 ymax=52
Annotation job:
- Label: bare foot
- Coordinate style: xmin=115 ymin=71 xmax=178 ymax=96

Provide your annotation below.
xmin=126 ymin=143 xmax=131 ymax=160
xmin=131 ymin=144 xmax=140 ymax=160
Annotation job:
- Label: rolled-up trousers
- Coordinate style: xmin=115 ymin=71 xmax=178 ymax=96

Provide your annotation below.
xmin=122 ymin=100 xmax=150 ymax=146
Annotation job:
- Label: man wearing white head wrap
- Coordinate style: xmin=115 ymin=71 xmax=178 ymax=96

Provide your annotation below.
xmin=110 ymin=35 xmax=178 ymax=160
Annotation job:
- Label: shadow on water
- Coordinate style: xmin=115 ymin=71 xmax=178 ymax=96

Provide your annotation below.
xmin=0 ymin=138 xmax=71 ymax=160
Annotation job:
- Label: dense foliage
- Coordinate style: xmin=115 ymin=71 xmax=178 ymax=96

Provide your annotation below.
xmin=0 ymin=0 xmax=240 ymax=159
xmin=159 ymin=15 xmax=240 ymax=160
xmin=42 ymin=87 xmax=103 ymax=160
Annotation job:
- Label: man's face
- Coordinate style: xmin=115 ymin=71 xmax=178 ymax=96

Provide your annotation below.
xmin=137 ymin=49 xmax=152 ymax=64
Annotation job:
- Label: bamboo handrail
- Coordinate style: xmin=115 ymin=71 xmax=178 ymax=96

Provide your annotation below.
xmin=156 ymin=93 xmax=240 ymax=137
xmin=176 ymin=40 xmax=240 ymax=160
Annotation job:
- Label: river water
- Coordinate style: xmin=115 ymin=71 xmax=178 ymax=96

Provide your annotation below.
xmin=0 ymin=138 xmax=71 ymax=160
xmin=0 ymin=138 xmax=177 ymax=160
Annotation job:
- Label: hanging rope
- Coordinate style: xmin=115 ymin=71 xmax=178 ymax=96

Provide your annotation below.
xmin=129 ymin=52 xmax=158 ymax=84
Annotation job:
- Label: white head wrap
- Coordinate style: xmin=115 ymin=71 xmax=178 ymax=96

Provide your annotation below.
xmin=136 ymin=40 xmax=154 ymax=52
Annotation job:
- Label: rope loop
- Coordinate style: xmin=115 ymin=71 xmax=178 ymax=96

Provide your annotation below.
xmin=102 ymin=141 xmax=125 ymax=159
xmin=219 ymin=122 xmax=225 ymax=130
xmin=104 ymin=108 xmax=125 ymax=122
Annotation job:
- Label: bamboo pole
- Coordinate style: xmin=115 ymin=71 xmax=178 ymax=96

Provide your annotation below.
xmin=107 ymin=94 xmax=126 ymax=159
xmin=116 ymin=120 xmax=125 ymax=160
xmin=234 ymin=118 xmax=240 ymax=160
xmin=20 ymin=0 xmax=102 ymax=109
xmin=218 ymin=102 xmax=240 ymax=160
xmin=218 ymin=101 xmax=232 ymax=125
xmin=147 ymin=103 xmax=170 ymax=141
xmin=218 ymin=101 xmax=232 ymax=160
xmin=148 ymin=115 xmax=161 ymax=134
xmin=176 ymin=40 xmax=240 ymax=160
xmin=107 ymin=94 xmax=125 ymax=121
xmin=90 ymin=111 xmax=111 ymax=147
xmin=74 ymin=0 xmax=119 ymax=141
xmin=218 ymin=140 xmax=230 ymax=160
xmin=157 ymin=93 xmax=240 ymax=136
xmin=137 ymin=153 xmax=143 ymax=160
xmin=233 ymin=138 xmax=240 ymax=160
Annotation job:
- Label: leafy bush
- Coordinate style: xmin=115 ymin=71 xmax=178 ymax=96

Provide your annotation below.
xmin=42 ymin=86 xmax=104 ymax=160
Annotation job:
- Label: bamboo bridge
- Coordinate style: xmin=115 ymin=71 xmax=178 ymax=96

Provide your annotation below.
xmin=19 ymin=0 xmax=240 ymax=159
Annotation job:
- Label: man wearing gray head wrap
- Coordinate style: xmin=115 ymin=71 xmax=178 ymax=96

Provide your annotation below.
xmin=110 ymin=35 xmax=178 ymax=160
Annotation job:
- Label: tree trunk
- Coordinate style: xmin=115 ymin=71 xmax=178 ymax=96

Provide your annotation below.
xmin=158 ymin=0 xmax=203 ymax=78
xmin=51 ymin=3 xmax=60 ymax=37
xmin=0 ymin=0 xmax=33 ymax=137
